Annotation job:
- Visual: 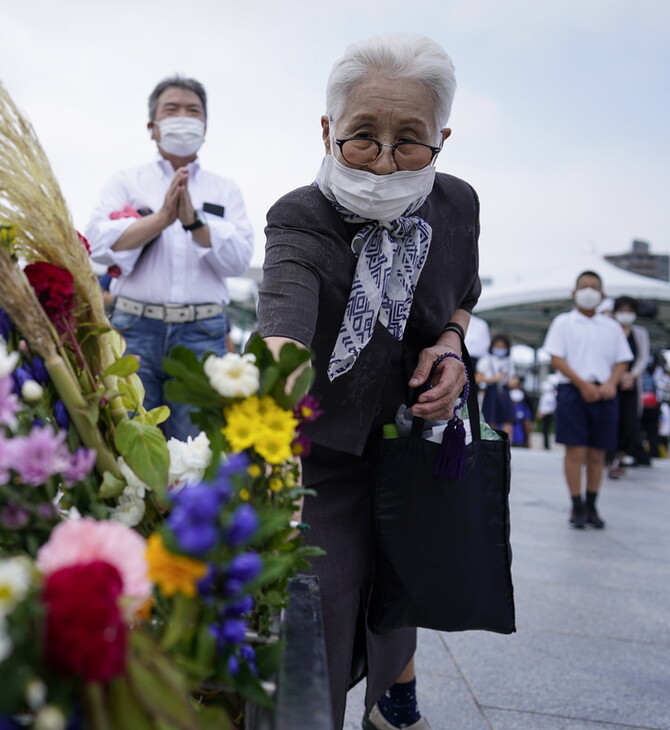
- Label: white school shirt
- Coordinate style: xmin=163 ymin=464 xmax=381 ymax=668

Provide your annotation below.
xmin=542 ymin=309 xmax=633 ymax=384
xmin=86 ymin=157 xmax=254 ymax=305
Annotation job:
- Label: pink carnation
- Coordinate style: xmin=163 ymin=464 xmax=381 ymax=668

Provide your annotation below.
xmin=36 ymin=517 xmax=151 ymax=618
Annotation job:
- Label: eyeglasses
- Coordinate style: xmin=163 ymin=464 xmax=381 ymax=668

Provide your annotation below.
xmin=334 ymin=136 xmax=442 ymax=170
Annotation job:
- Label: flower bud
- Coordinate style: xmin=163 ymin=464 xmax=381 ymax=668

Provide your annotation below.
xmin=34 ymin=705 xmax=66 ymax=730
xmin=21 ymin=379 xmax=43 ymax=402
xmin=25 ymin=678 xmax=47 ymax=710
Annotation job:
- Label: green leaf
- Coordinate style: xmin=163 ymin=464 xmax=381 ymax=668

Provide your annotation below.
xmin=114 ymin=419 xmax=169 ymax=492
xmin=288 ymin=365 xmax=314 ymax=404
xmin=232 ymin=662 xmax=274 ymax=709
xmin=103 ymin=354 xmax=141 ymax=378
xmin=107 ymin=677 xmax=154 ymax=730
xmin=98 ymin=470 xmax=126 ymax=499
xmin=277 ymin=341 xmax=312 ymax=377
xmin=254 ymin=641 xmax=284 ymax=679
xmin=258 ymin=364 xmax=280 ymax=396
xmin=118 ymin=378 xmax=143 ymax=412
xmin=144 ymin=405 xmax=170 ymax=427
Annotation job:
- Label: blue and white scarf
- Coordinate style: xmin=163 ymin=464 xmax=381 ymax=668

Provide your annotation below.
xmin=321 ymin=195 xmax=433 ymax=381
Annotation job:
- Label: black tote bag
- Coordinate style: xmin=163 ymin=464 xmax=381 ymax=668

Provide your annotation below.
xmin=368 ymin=344 xmax=516 ymax=635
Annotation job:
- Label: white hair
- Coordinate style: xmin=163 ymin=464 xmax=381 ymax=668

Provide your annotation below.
xmin=325 ymin=34 xmax=457 ymax=135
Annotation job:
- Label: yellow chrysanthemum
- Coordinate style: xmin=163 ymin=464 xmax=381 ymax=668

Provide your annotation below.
xmin=239 ymin=488 xmax=251 ymax=501
xmin=145 ymin=534 xmax=207 ymax=598
xmin=261 ymin=405 xmax=298 ymax=438
xmin=254 ymin=428 xmax=294 ymax=465
xmin=269 ymin=477 xmax=284 ymax=492
xmin=222 ymin=407 xmax=259 ymax=453
xmin=247 ymin=463 xmax=262 ymax=479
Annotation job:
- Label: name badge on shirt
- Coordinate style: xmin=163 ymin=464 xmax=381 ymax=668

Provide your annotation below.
xmin=203 ymin=203 xmax=225 ymax=217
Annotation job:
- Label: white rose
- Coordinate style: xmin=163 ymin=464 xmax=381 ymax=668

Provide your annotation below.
xmin=117 ymin=457 xmax=150 ymax=499
xmin=0 ymin=338 xmax=19 ymax=377
xmin=111 ymin=493 xmax=146 ymax=527
xmin=167 ymin=432 xmax=212 ymax=491
xmin=204 ymin=352 xmax=259 ymax=398
xmin=21 ymin=379 xmax=44 ymax=402
xmin=0 ymin=555 xmax=33 ymax=613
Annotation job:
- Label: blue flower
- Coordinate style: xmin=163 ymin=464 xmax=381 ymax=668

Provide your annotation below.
xmin=227 ymin=504 xmax=259 ymax=547
xmin=209 ymin=618 xmax=248 ymax=655
xmin=240 ymin=644 xmax=258 ymax=675
xmin=54 ymin=400 xmax=70 ymax=430
xmin=28 ymin=356 xmax=48 ymax=384
xmin=168 ymin=483 xmax=225 ymax=555
xmin=12 ymin=366 xmax=32 ymax=393
xmin=227 ymin=654 xmax=240 ymax=676
xmin=224 ymin=595 xmax=254 ymax=617
xmin=227 ymin=552 xmax=262 ymax=586
xmin=0 ymin=309 xmax=12 ymax=341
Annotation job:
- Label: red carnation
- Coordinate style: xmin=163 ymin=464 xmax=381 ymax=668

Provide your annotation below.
xmin=76 ymin=231 xmax=91 ymax=254
xmin=43 ymin=560 xmax=127 ymax=682
xmin=24 ymin=262 xmax=75 ymax=330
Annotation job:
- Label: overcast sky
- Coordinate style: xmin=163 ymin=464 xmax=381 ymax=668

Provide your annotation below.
xmin=2 ymin=0 xmax=669 ymax=285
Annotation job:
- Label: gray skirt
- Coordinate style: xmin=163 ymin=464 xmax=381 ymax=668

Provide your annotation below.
xmin=302 ymin=441 xmax=417 ymax=730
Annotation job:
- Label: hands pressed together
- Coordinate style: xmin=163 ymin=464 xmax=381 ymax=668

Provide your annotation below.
xmin=158 ymin=167 xmax=197 ymax=228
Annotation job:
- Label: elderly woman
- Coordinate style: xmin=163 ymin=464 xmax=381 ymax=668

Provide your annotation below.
xmin=258 ymin=34 xmax=481 ymax=730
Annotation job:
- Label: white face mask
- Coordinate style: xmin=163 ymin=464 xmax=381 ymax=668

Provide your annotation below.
xmin=314 ymin=153 xmax=436 ymax=222
xmin=614 ymin=311 xmax=636 ymax=326
xmin=155 ymin=116 xmax=205 ymax=157
xmin=574 ymin=287 xmax=602 ymax=311
xmin=510 ymin=389 xmax=524 ymax=403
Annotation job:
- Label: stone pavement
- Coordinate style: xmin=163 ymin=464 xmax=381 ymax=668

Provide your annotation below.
xmin=344 ymin=446 xmax=670 ymax=730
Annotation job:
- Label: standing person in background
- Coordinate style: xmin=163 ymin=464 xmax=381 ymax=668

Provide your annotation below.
xmin=543 ymin=271 xmax=632 ymax=529
xmin=508 ymin=374 xmax=533 ymax=447
xmin=607 ymin=296 xmax=650 ymax=477
xmin=86 ymin=75 xmax=254 ymax=440
xmin=536 ymin=376 xmax=557 ymax=451
xmin=258 ymin=34 xmax=480 ymax=730
xmin=475 ymin=334 xmax=515 ymax=438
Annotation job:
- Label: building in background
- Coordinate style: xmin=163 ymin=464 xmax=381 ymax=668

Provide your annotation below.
xmin=605 ymin=240 xmax=669 ymax=282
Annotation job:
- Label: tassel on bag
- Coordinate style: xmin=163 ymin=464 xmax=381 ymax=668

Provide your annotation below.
xmin=430 ymin=352 xmax=469 ymax=479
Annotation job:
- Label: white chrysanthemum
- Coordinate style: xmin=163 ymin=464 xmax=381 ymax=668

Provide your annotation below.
xmin=21 ymin=380 xmax=43 ymax=403
xmin=34 ymin=705 xmax=67 ymax=730
xmin=0 ymin=555 xmax=33 ymax=613
xmin=168 ymin=432 xmax=212 ymax=491
xmin=0 ymin=338 xmax=19 ymax=377
xmin=204 ymin=352 xmax=259 ymax=398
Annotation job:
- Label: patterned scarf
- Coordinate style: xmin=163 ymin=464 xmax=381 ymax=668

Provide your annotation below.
xmin=323 ymin=196 xmax=432 ymax=381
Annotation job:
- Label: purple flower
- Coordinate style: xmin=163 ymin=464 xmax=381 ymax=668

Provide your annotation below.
xmin=227 ymin=654 xmax=240 ymax=676
xmin=224 ymin=595 xmax=254 ymax=617
xmin=12 ymin=366 xmax=32 ymax=394
xmin=0 ymin=375 xmax=20 ymax=429
xmin=1 ymin=502 xmax=30 ymax=529
xmin=0 ymin=308 xmax=12 ymax=340
xmin=294 ymin=394 xmax=323 ymax=422
xmin=227 ymin=504 xmax=258 ymax=547
xmin=54 ymin=400 xmax=70 ymax=430
xmin=226 ymin=552 xmax=262 ymax=587
xmin=240 ymin=644 xmax=257 ymax=674
xmin=28 ymin=356 xmax=48 ymax=384
xmin=63 ymin=448 xmax=96 ymax=487
xmin=37 ymin=502 xmax=59 ymax=521
xmin=168 ymin=483 xmax=225 ymax=555
xmin=11 ymin=426 xmax=68 ymax=486
xmin=209 ymin=618 xmax=247 ymax=654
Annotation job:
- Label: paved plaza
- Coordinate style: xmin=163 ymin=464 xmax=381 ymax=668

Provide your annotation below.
xmin=344 ymin=445 xmax=670 ymax=730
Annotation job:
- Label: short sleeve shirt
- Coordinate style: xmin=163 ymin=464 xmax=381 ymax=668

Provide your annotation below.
xmin=543 ymin=309 xmax=633 ymax=384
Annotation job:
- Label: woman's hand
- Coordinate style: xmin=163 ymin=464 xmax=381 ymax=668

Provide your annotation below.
xmin=409 ymin=346 xmax=468 ymax=420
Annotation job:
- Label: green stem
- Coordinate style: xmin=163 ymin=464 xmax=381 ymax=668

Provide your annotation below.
xmin=84 ymin=683 xmax=112 ymax=730
xmin=44 ymin=354 xmax=121 ymax=478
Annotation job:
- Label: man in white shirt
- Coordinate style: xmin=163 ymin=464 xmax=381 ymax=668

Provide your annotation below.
xmin=87 ymin=75 xmax=254 ymax=440
xmin=543 ymin=271 xmax=633 ymax=529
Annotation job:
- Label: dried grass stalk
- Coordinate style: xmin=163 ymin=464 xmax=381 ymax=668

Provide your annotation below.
xmin=0 ymin=82 xmax=107 ymax=327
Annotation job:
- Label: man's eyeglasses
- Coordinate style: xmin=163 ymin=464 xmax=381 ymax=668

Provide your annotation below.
xmin=334 ymin=137 xmax=442 ymax=171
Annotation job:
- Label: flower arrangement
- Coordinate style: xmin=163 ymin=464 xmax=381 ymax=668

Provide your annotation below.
xmin=0 ymin=82 xmax=323 ymax=728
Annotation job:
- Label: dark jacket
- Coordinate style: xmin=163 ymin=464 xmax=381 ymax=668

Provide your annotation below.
xmin=258 ymin=173 xmax=481 ymax=455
